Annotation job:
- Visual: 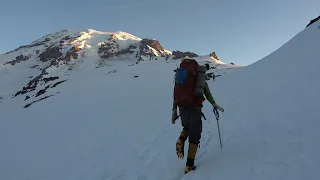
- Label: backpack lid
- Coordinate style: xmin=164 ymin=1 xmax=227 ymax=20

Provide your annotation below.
xmin=175 ymin=68 xmax=188 ymax=84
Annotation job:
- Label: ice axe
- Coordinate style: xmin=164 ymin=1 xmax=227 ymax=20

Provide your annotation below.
xmin=172 ymin=115 xmax=180 ymax=124
xmin=213 ymin=108 xmax=223 ymax=149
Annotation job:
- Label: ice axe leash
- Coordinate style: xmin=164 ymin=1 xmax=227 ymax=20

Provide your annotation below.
xmin=213 ymin=108 xmax=223 ymax=149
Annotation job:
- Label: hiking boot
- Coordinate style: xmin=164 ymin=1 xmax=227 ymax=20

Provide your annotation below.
xmin=176 ymin=139 xmax=184 ymax=159
xmin=184 ymin=165 xmax=197 ymax=174
xmin=176 ymin=129 xmax=188 ymax=159
xmin=184 ymin=142 xmax=198 ymax=173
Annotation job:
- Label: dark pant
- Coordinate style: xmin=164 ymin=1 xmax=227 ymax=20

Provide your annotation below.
xmin=179 ymin=107 xmax=202 ymax=144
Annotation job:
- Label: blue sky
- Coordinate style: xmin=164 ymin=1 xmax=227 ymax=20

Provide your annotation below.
xmin=0 ymin=0 xmax=319 ymax=65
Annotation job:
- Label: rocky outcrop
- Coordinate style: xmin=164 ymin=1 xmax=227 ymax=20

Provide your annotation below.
xmin=52 ymin=80 xmax=67 ymax=88
xmin=36 ymin=85 xmax=50 ymax=97
xmin=24 ymin=95 xmax=54 ymax=108
xmin=39 ymin=45 xmax=81 ymax=66
xmin=60 ymin=45 xmax=80 ymax=63
xmin=14 ymin=71 xmax=64 ymax=98
xmin=98 ymin=40 xmax=137 ymax=60
xmin=4 ymin=55 xmax=30 ymax=66
xmin=172 ymin=51 xmax=198 ymax=60
xmin=98 ymin=41 xmax=119 ymax=59
xmin=209 ymin=52 xmax=219 ymax=59
xmin=139 ymin=43 xmax=154 ymax=58
xmin=97 ymin=36 xmax=169 ymax=62
xmin=42 ymin=76 xmax=59 ymax=84
xmin=108 ymin=34 xmax=117 ymax=41
xmin=306 ymin=15 xmax=320 ymax=28
xmin=59 ymin=36 xmax=72 ymax=44
xmin=140 ymin=39 xmax=164 ymax=52
xmin=8 ymin=41 xmax=79 ymax=108
xmin=39 ymin=46 xmax=63 ymax=62
xmin=14 ymin=70 xmax=48 ymax=97
xmin=25 ymin=96 xmax=30 ymax=101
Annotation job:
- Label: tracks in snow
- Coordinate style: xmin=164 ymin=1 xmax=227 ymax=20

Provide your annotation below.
xmin=87 ymin=118 xmax=218 ymax=180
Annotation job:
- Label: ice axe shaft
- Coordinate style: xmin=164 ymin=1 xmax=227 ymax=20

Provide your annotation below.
xmin=213 ymin=108 xmax=222 ymax=149
xmin=216 ymin=118 xmax=222 ymax=149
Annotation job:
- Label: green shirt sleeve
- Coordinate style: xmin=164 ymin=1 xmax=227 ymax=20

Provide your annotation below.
xmin=172 ymin=100 xmax=177 ymax=110
xmin=172 ymin=88 xmax=177 ymax=110
xmin=204 ymin=82 xmax=216 ymax=105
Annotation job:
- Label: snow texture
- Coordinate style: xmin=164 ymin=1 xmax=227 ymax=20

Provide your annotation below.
xmin=1 ymin=20 xmax=320 ymax=180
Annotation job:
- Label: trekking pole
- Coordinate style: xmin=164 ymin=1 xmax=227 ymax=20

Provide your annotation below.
xmin=213 ymin=108 xmax=222 ymax=149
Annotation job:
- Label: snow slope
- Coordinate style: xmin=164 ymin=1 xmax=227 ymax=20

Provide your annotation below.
xmin=188 ymin=20 xmax=320 ymax=180
xmin=1 ymin=20 xmax=320 ymax=180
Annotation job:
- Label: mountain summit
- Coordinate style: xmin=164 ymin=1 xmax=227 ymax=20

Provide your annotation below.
xmin=0 ymin=28 xmax=232 ymax=108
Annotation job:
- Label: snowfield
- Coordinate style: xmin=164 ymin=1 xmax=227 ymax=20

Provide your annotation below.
xmin=0 ymin=20 xmax=320 ymax=180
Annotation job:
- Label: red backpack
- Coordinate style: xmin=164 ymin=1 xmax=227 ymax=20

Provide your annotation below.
xmin=173 ymin=59 xmax=205 ymax=107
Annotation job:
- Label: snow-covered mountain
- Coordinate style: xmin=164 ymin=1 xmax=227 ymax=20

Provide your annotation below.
xmin=0 ymin=29 xmax=237 ymax=108
xmin=1 ymin=16 xmax=319 ymax=180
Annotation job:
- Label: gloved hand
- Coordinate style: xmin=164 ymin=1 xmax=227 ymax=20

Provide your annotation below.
xmin=213 ymin=103 xmax=224 ymax=112
xmin=171 ymin=108 xmax=178 ymax=124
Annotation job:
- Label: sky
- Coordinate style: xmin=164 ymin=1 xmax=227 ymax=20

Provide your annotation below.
xmin=0 ymin=0 xmax=319 ymax=65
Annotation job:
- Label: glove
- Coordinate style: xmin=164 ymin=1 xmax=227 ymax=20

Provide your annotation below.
xmin=171 ymin=108 xmax=178 ymax=124
xmin=213 ymin=103 xmax=224 ymax=112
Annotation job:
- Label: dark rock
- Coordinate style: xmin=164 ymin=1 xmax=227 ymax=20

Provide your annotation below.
xmin=51 ymin=80 xmax=66 ymax=88
xmin=62 ymin=36 xmax=71 ymax=41
xmin=36 ymin=85 xmax=50 ymax=97
xmin=172 ymin=51 xmax=198 ymax=60
xmin=306 ymin=15 xmax=320 ymax=28
xmin=24 ymin=95 xmax=54 ymax=108
xmin=42 ymin=76 xmax=59 ymax=84
xmin=118 ymin=44 xmax=137 ymax=55
xmin=139 ymin=44 xmax=152 ymax=57
xmin=140 ymin=39 xmax=164 ymax=52
xmin=15 ymin=69 xmax=48 ymax=97
xmin=30 ymin=65 xmax=39 ymax=69
xmin=15 ymin=89 xmax=28 ymax=97
xmin=39 ymin=46 xmax=63 ymax=62
xmin=59 ymin=36 xmax=72 ymax=43
xmin=4 ymin=55 xmax=30 ymax=66
xmin=98 ymin=41 xmax=119 ymax=59
xmin=27 ymin=70 xmax=47 ymax=89
xmin=45 ymin=45 xmax=81 ymax=67
xmin=98 ymin=42 xmax=136 ymax=59
xmin=60 ymin=45 xmax=80 ymax=63
xmin=25 ymin=96 xmax=30 ymax=101
xmin=209 ymin=52 xmax=219 ymax=59
xmin=108 ymin=34 xmax=117 ymax=41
